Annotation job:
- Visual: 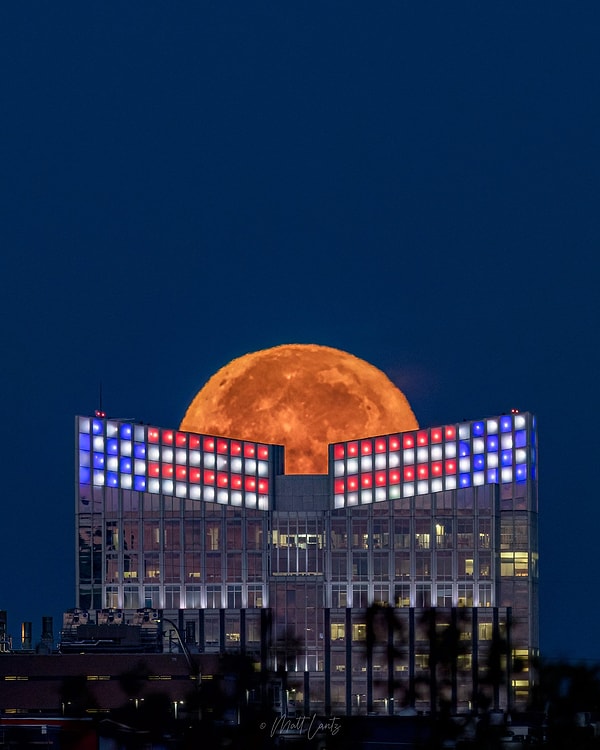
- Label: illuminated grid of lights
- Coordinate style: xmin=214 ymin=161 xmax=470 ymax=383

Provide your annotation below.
xmin=77 ymin=417 xmax=277 ymax=510
xmin=330 ymin=413 xmax=536 ymax=509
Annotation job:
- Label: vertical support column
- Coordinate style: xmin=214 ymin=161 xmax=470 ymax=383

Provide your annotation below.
xmin=409 ymin=608 xmax=415 ymax=708
xmin=451 ymin=607 xmax=458 ymax=715
xmin=345 ymin=608 xmax=352 ymax=715
xmin=493 ymin=607 xmax=500 ymax=711
xmin=324 ymin=608 xmax=331 ymax=715
xmin=472 ymin=607 xmax=479 ymax=710
xmin=506 ymin=607 xmax=512 ymax=714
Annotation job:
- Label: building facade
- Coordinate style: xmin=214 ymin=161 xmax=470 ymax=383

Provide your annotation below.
xmin=73 ymin=411 xmax=538 ymax=714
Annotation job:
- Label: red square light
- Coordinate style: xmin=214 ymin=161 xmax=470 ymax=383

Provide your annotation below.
xmin=333 ymin=444 xmax=345 ymax=459
xmin=375 ymin=471 xmax=387 ymax=485
xmin=203 ymin=470 xmax=215 ymax=484
xmin=176 ymin=466 xmax=187 ymax=480
xmin=217 ymin=473 xmax=228 ymax=487
xmin=347 ymin=442 xmax=358 ymax=456
xmin=445 ymin=460 xmax=456 ymax=474
xmin=217 ymin=440 xmax=228 ymax=454
xmin=403 ymin=434 xmax=414 ymax=449
xmin=389 ymin=435 xmax=400 ymax=451
xmin=347 ymin=476 xmax=358 ymax=491
xmin=245 ymin=477 xmax=257 ymax=491
xmin=189 ymin=435 xmax=201 ymax=449
xmin=231 ymin=475 xmax=242 ymax=489
xmin=175 ymin=432 xmax=187 ymax=447
xmin=445 ymin=426 xmax=456 ymax=440
xmin=431 ymin=428 xmax=442 ymax=443
xmin=258 ymin=445 xmax=269 ymax=459
xmin=361 ymin=440 xmax=372 ymax=455
xmin=190 ymin=469 xmax=201 ymax=483
xmin=231 ymin=441 xmax=242 ymax=455
xmin=375 ymin=439 xmax=387 ymax=453
xmin=148 ymin=462 xmax=160 ymax=477
xmin=361 ymin=473 xmax=372 ymax=487
xmin=148 ymin=428 xmax=159 ymax=443
xmin=417 ymin=430 xmax=428 ymax=446
xmin=334 ymin=479 xmax=345 ymax=494
xmin=431 ymin=461 xmax=443 ymax=476
xmin=417 ymin=464 xmax=428 ymax=479
xmin=203 ymin=437 xmax=215 ymax=452
xmin=258 ymin=479 xmax=269 ymax=493
xmin=162 ymin=464 xmax=173 ymax=478
xmin=389 ymin=470 xmax=400 ymax=484
xmin=404 ymin=467 xmax=415 ymax=481
xmin=244 ymin=443 xmax=256 ymax=458
xmin=162 ymin=430 xmax=174 ymax=445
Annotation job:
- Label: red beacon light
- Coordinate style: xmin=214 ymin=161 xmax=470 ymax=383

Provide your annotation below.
xmin=511 ymin=408 xmax=520 ymax=414
xmin=95 ymin=410 xmax=106 ymax=418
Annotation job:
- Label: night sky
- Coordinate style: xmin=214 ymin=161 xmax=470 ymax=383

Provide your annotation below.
xmin=1 ymin=3 xmax=598 ymax=662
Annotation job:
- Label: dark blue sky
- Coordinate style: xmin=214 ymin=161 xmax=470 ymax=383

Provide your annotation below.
xmin=1 ymin=3 xmax=598 ymax=661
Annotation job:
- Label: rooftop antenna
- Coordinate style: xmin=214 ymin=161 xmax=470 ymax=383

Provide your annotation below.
xmin=95 ymin=382 xmax=106 ymax=419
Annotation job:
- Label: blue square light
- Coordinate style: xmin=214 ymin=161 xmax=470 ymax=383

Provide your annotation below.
xmin=501 ymin=450 xmax=513 ymax=467
xmin=487 ymin=468 xmax=498 ymax=483
xmin=107 ymin=439 xmax=119 ymax=455
xmin=134 ymin=443 xmax=146 ymax=459
xmin=487 ymin=436 xmax=498 ymax=452
xmin=92 ymin=419 xmax=104 ymax=435
xmin=106 ymin=472 xmax=119 ymax=487
xmin=79 ymin=467 xmax=91 ymax=485
xmin=515 ymin=464 xmax=527 ymax=482
xmin=134 ymin=476 xmax=147 ymax=491
xmin=120 ymin=423 xmax=132 ymax=440
xmin=459 ymin=473 xmax=471 ymax=488
xmin=515 ymin=430 xmax=527 ymax=448
xmin=473 ymin=454 xmax=485 ymax=470
xmin=472 ymin=421 xmax=485 ymax=436
xmin=120 ymin=458 xmax=132 ymax=474
xmin=79 ymin=433 xmax=91 ymax=451
xmin=459 ymin=441 xmax=470 ymax=457
xmin=93 ymin=453 xmax=105 ymax=469
xmin=500 ymin=416 xmax=512 ymax=432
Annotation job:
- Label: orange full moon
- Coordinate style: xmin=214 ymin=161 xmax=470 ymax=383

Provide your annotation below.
xmin=179 ymin=344 xmax=419 ymax=474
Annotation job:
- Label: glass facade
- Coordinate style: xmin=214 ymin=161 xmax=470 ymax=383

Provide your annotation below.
xmin=74 ymin=411 xmax=538 ymax=713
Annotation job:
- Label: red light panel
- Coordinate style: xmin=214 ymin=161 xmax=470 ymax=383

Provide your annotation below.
xmin=417 ymin=464 xmax=428 ymax=479
xmin=176 ymin=466 xmax=187 ymax=480
xmin=217 ymin=440 xmax=228 ymax=454
xmin=431 ymin=461 xmax=443 ymax=476
xmin=203 ymin=437 xmax=215 ymax=452
xmin=404 ymin=467 xmax=414 ymax=481
xmin=162 ymin=464 xmax=173 ymax=478
xmin=431 ymin=428 xmax=442 ymax=443
xmin=203 ymin=470 xmax=215 ymax=484
xmin=403 ymin=435 xmax=414 ymax=449
xmin=217 ymin=473 xmax=228 ymax=487
xmin=244 ymin=443 xmax=256 ymax=458
xmin=375 ymin=471 xmax=387 ymax=486
xmin=347 ymin=442 xmax=358 ymax=457
xmin=148 ymin=429 xmax=159 ymax=443
xmin=258 ymin=479 xmax=269 ymax=493
xmin=231 ymin=475 xmax=242 ymax=489
xmin=361 ymin=473 xmax=372 ymax=488
xmin=189 ymin=435 xmax=201 ymax=449
xmin=417 ymin=430 xmax=428 ymax=446
xmin=347 ymin=476 xmax=358 ymax=491
xmin=445 ymin=426 xmax=456 ymax=440
xmin=361 ymin=440 xmax=372 ymax=455
xmin=190 ymin=469 xmax=201 ymax=483
xmin=389 ymin=470 xmax=400 ymax=484
xmin=333 ymin=444 xmax=345 ymax=459
xmin=231 ymin=441 xmax=242 ymax=455
xmin=445 ymin=460 xmax=456 ymax=474
xmin=334 ymin=479 xmax=345 ymax=494
xmin=175 ymin=433 xmax=187 ymax=447
xmin=389 ymin=435 xmax=400 ymax=451
xmin=162 ymin=431 xmax=174 ymax=445
xmin=148 ymin=462 xmax=160 ymax=477
xmin=258 ymin=445 xmax=269 ymax=459
xmin=375 ymin=439 xmax=387 ymax=453
xmin=245 ymin=477 xmax=257 ymax=491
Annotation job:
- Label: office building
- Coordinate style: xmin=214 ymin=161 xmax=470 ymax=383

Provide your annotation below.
xmin=72 ymin=403 xmax=538 ymax=715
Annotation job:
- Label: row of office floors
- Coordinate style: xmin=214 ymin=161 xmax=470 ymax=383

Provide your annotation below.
xmin=75 ymin=480 xmax=538 ymax=713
